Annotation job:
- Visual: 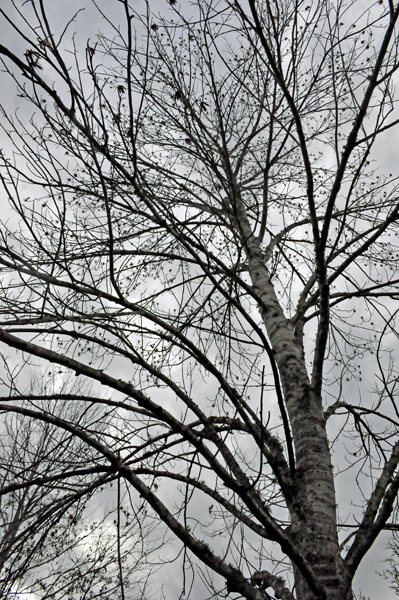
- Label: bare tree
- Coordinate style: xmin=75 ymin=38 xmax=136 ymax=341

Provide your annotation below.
xmin=383 ymin=529 xmax=399 ymax=598
xmin=0 ymin=369 xmax=157 ymax=600
xmin=0 ymin=0 xmax=399 ymax=598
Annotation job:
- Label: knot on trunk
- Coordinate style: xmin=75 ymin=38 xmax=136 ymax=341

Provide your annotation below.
xmin=251 ymin=570 xmax=295 ymax=600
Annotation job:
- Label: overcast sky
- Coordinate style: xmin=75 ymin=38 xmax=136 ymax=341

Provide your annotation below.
xmin=1 ymin=1 xmax=399 ymax=599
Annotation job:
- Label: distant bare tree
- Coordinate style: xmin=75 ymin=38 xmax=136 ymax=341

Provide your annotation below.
xmin=1 ymin=1 xmax=399 ymax=599
xmin=0 ymin=370 xmax=156 ymax=599
xmin=383 ymin=529 xmax=399 ymax=598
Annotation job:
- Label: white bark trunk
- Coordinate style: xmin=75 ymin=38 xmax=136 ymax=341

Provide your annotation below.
xmin=234 ymin=205 xmax=346 ymax=599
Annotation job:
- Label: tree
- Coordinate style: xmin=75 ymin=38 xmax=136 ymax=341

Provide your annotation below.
xmin=0 ymin=0 xmax=399 ymax=598
xmin=0 ymin=369 xmax=157 ymax=600
xmin=381 ymin=525 xmax=399 ymax=599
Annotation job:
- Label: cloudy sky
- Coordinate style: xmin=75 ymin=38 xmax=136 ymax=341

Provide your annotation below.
xmin=1 ymin=1 xmax=399 ymax=599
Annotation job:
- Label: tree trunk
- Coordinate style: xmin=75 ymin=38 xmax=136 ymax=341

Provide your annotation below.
xmin=245 ymin=229 xmax=345 ymax=599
